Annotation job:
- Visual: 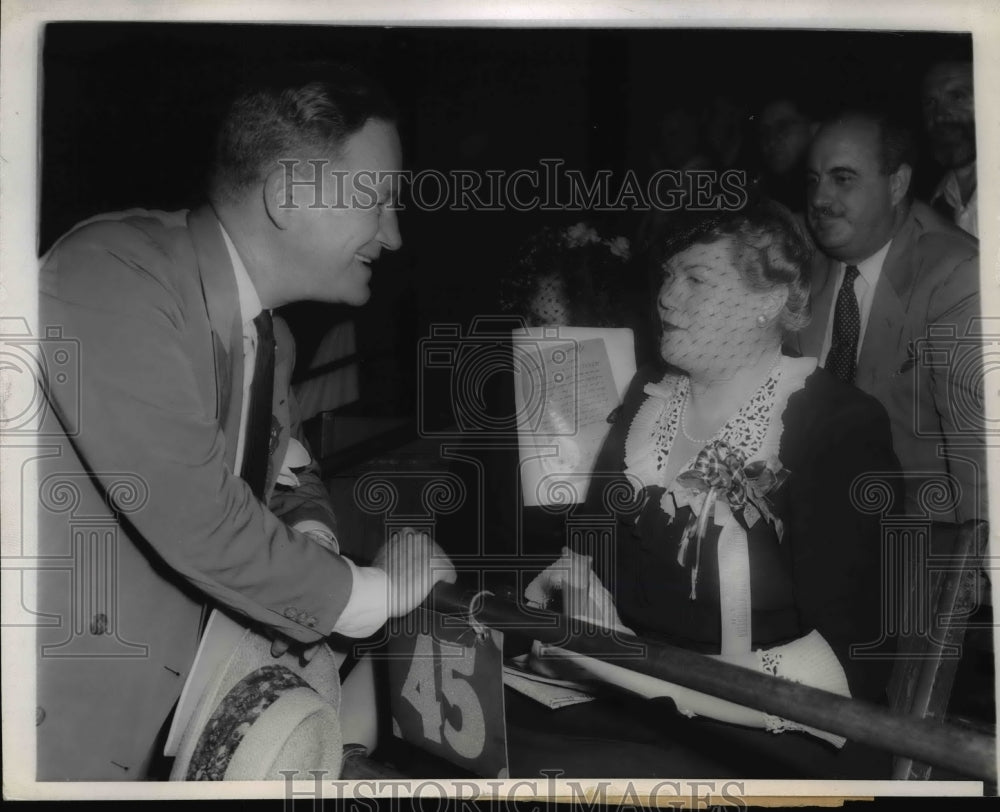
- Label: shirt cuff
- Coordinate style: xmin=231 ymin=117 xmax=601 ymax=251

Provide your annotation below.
xmin=293 ymin=520 xmax=339 ymax=554
xmin=332 ymin=559 xmax=389 ymax=638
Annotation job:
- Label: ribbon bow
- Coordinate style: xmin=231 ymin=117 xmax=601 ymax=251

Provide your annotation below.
xmin=674 ymin=441 xmax=745 ymax=599
xmin=673 ymin=441 xmax=788 ymax=599
xmin=743 ymin=458 xmax=789 ymax=530
xmin=676 ymin=440 xmax=748 ymax=505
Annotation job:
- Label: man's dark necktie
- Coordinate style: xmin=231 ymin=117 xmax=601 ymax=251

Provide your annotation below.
xmin=241 ymin=311 xmax=275 ymax=500
xmin=825 ymin=264 xmax=861 ymax=384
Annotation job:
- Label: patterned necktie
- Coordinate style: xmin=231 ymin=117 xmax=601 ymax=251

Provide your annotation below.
xmin=241 ymin=311 xmax=275 ymax=500
xmin=825 ymin=264 xmax=861 ymax=384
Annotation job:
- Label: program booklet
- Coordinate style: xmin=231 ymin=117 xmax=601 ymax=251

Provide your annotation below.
xmin=512 ymin=327 xmax=636 ymax=507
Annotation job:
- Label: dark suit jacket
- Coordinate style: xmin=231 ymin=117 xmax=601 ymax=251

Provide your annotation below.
xmin=36 ymin=206 xmax=354 ymax=780
xmin=793 ymin=200 xmax=985 ymax=522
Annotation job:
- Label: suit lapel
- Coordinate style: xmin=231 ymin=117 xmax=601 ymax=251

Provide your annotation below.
xmin=188 ymin=205 xmax=245 ymax=474
xmin=856 ymin=213 xmax=918 ymax=388
xmin=264 ymin=316 xmax=296 ymax=501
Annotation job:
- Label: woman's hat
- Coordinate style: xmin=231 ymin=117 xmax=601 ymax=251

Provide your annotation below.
xmin=170 ymin=611 xmax=342 ymax=781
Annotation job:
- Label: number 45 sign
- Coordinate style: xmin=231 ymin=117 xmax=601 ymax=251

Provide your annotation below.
xmin=387 ymin=611 xmax=509 ymax=778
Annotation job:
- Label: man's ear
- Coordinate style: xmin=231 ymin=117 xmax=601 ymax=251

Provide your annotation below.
xmin=889 ymin=162 xmax=912 ymax=207
xmin=263 ymin=166 xmax=293 ymax=230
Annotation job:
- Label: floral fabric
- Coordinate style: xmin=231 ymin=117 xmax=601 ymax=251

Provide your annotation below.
xmin=186 ymin=665 xmax=309 ymax=781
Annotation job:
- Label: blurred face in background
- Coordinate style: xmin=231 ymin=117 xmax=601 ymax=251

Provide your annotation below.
xmin=921 ymin=61 xmax=976 ymax=169
xmin=654 ymin=107 xmax=701 ymax=168
xmin=758 ymin=100 xmax=813 ymax=175
xmin=703 ymin=95 xmax=746 ymax=165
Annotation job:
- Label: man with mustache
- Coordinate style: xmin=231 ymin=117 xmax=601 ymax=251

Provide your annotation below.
xmin=922 ymin=60 xmax=978 ymax=237
xmin=796 ymin=110 xmax=986 ymax=526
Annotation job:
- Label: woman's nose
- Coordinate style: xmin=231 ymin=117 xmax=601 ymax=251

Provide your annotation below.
xmin=658 ymin=280 xmax=677 ymax=310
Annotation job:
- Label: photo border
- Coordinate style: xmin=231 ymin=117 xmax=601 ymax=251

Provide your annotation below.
xmin=2 ymin=0 xmax=997 ymax=803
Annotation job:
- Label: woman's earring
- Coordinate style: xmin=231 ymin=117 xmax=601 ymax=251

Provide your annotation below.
xmin=756 ymin=314 xmax=768 ymax=326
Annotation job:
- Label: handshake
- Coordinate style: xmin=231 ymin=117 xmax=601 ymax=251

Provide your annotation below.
xmin=372 ymin=526 xmax=457 ymax=618
xmin=270 ymin=526 xmax=456 ymax=659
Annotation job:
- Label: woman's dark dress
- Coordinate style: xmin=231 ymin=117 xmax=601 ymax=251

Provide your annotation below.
xmin=505 ymin=362 xmax=904 ymax=778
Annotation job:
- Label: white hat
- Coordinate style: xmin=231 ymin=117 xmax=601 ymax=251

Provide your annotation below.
xmin=170 ymin=613 xmax=342 ymax=781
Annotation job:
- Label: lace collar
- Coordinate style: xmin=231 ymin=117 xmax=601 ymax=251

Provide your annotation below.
xmin=623 ymin=356 xmax=817 ymax=521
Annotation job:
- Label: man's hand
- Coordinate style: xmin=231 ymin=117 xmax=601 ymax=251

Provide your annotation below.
xmin=372 ymin=527 xmax=457 ymax=618
xmin=269 ymin=635 xmax=325 ymax=662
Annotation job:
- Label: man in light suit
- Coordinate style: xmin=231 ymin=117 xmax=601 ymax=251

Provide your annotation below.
xmin=36 ymin=64 xmax=455 ymax=780
xmin=797 ymin=111 xmax=986 ymax=524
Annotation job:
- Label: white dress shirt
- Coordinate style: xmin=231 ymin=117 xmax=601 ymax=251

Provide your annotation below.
xmin=219 ymin=224 xmax=389 ymax=637
xmin=819 ymin=239 xmax=893 ymax=367
xmin=931 ymin=166 xmax=978 ymax=238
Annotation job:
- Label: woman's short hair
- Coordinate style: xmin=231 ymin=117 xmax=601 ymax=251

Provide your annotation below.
xmin=658 ymin=200 xmax=814 ymax=333
xmin=209 ymin=62 xmax=397 ymax=204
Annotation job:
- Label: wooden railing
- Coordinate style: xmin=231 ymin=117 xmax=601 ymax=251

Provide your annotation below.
xmin=429 ymin=582 xmax=997 ymax=782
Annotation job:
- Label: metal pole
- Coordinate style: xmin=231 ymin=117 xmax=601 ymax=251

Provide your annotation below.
xmin=429 ymin=583 xmax=996 ymax=782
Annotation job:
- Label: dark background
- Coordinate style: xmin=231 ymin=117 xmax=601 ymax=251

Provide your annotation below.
xmin=40 ymin=23 xmax=973 ymax=421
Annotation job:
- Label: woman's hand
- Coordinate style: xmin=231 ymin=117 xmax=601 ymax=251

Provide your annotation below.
xmin=524 ymin=547 xmax=633 ymax=634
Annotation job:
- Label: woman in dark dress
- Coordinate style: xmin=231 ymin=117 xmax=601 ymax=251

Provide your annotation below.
xmin=513 ymin=201 xmax=902 ymax=778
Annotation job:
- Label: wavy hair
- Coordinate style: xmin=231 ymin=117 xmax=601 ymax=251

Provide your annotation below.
xmin=657 ymin=200 xmax=814 ymax=334
xmin=209 ymin=62 xmax=397 ymax=204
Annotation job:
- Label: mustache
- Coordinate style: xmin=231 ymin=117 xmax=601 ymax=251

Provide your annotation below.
xmin=928 ymin=122 xmax=974 ymax=140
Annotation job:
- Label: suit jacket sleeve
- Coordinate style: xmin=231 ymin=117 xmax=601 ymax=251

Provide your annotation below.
xmin=923 ymin=249 xmax=987 ymax=522
xmin=40 ymin=219 xmax=355 ymax=643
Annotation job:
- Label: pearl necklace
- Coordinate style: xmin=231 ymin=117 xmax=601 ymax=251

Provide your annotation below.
xmin=679 ymin=352 xmax=783 ymax=445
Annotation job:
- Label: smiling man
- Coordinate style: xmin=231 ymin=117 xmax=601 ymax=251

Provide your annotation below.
xmin=796 ymin=110 xmax=985 ymax=524
xmin=922 ymin=59 xmax=978 ymax=237
xmin=37 ymin=64 xmax=454 ymax=781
